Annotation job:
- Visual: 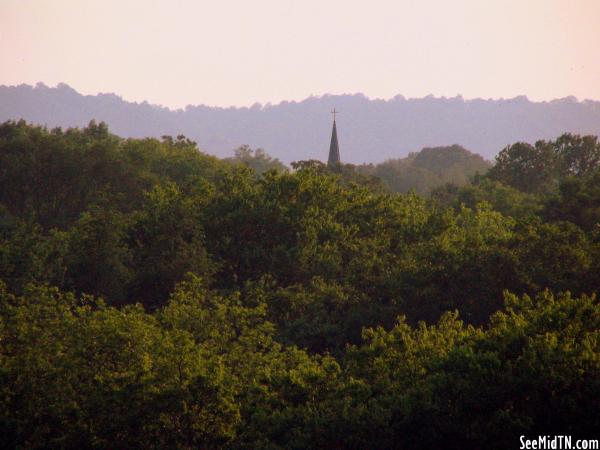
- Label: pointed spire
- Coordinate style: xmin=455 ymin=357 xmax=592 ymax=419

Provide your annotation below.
xmin=328 ymin=109 xmax=341 ymax=166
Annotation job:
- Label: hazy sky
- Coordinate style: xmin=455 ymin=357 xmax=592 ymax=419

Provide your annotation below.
xmin=2 ymin=0 xmax=599 ymax=108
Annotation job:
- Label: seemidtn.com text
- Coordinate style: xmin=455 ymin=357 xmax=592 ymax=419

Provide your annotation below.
xmin=520 ymin=436 xmax=599 ymax=449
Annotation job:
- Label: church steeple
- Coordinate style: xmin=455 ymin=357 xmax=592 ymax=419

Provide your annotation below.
xmin=327 ymin=109 xmax=341 ymax=166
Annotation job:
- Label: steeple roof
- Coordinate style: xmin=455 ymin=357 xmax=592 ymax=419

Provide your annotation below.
xmin=328 ymin=116 xmax=340 ymax=166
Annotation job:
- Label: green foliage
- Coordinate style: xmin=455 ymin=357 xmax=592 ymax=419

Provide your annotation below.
xmin=488 ymin=133 xmax=600 ymax=194
xmin=1 ymin=121 xmax=600 ymax=448
xmin=0 ymin=281 xmax=240 ymax=449
xmin=432 ymin=178 xmax=542 ymax=220
xmin=555 ymin=133 xmax=600 ymax=177
xmin=128 ymin=183 xmax=214 ymax=308
xmin=488 ymin=140 xmax=556 ymax=194
xmin=225 ymin=145 xmax=287 ymax=174
xmin=0 ymin=120 xmax=227 ymax=230
xmin=396 ymin=203 xmax=518 ymax=323
xmin=0 ymin=120 xmax=119 ymax=229
xmin=63 ymin=207 xmax=133 ymax=303
xmin=0 ymin=218 xmax=68 ymax=294
xmin=543 ymin=169 xmax=600 ymax=231
xmin=343 ymin=291 xmax=600 ymax=449
xmin=358 ymin=145 xmax=491 ymax=194
xmin=509 ymin=219 xmax=593 ymax=295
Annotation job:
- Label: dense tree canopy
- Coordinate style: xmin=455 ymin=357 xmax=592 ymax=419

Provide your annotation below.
xmin=1 ymin=121 xmax=599 ymax=448
xmin=357 ymin=145 xmax=491 ymax=194
xmin=487 ymin=133 xmax=600 ymax=194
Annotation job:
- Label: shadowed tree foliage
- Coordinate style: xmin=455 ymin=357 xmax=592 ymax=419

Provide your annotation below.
xmin=0 ymin=120 xmax=227 ymax=230
xmin=431 ymin=178 xmax=542 ymax=220
xmin=543 ymin=169 xmax=600 ymax=231
xmin=1 ymin=121 xmax=600 ymax=448
xmin=488 ymin=133 xmax=600 ymax=194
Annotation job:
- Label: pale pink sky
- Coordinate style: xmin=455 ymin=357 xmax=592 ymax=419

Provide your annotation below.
xmin=1 ymin=0 xmax=599 ymax=108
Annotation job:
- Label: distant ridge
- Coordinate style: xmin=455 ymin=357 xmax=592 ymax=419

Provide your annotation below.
xmin=1 ymin=83 xmax=600 ymax=164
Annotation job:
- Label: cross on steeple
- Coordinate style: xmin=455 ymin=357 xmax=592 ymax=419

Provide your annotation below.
xmin=331 ymin=108 xmax=339 ymax=122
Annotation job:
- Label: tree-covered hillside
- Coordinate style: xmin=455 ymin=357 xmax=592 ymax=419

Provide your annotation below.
xmin=3 ymin=83 xmax=600 ymax=163
xmin=357 ymin=144 xmax=490 ymax=194
xmin=1 ymin=121 xmax=599 ymax=449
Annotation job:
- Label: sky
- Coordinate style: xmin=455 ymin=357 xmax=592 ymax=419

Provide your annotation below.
xmin=1 ymin=0 xmax=599 ymax=109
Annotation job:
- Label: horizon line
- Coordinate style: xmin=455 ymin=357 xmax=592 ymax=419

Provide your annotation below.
xmin=3 ymin=81 xmax=600 ymax=112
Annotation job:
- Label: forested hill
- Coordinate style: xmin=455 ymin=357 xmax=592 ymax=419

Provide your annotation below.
xmin=2 ymin=82 xmax=600 ymax=163
xmin=357 ymin=144 xmax=491 ymax=194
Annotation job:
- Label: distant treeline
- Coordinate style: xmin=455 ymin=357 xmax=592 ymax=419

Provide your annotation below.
xmin=0 ymin=120 xmax=599 ymax=449
xmin=228 ymin=142 xmax=491 ymax=195
xmin=3 ymin=82 xmax=600 ymax=163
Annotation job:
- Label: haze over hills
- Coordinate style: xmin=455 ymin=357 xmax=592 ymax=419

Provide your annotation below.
xmin=2 ymin=82 xmax=600 ymax=164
